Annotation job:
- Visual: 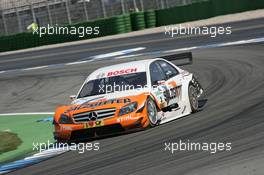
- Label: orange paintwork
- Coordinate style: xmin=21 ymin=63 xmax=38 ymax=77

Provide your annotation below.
xmin=53 ymin=92 xmax=159 ymax=141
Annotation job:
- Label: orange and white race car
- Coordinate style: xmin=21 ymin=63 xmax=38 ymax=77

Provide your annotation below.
xmin=53 ymin=53 xmax=203 ymax=142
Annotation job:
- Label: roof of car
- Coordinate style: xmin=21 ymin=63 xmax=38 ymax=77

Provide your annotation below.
xmin=88 ymin=58 xmax=162 ymax=80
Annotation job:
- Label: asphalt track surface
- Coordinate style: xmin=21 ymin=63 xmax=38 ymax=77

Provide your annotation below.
xmin=0 ymin=17 xmax=264 ymax=71
xmin=0 ymin=18 xmax=264 ymax=175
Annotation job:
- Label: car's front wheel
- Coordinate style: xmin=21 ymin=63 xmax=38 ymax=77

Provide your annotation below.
xmin=188 ymin=83 xmax=199 ymax=112
xmin=146 ymin=98 xmax=158 ymax=127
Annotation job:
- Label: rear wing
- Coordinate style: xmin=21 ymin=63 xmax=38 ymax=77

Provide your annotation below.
xmin=161 ymin=52 xmax=193 ymax=66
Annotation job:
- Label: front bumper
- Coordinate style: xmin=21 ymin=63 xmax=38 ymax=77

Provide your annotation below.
xmin=54 ymin=113 xmax=147 ymax=142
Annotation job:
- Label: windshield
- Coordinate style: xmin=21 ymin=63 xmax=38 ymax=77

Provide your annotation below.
xmin=78 ymin=72 xmax=147 ymax=98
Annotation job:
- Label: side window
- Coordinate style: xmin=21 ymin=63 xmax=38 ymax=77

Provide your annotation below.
xmin=158 ymin=61 xmax=179 ymax=79
xmin=150 ymin=62 xmax=166 ymax=86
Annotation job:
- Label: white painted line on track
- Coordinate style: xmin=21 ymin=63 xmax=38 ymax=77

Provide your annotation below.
xmin=116 ymin=54 xmax=143 ymax=59
xmin=164 ymin=37 xmax=264 ymax=53
xmin=0 ymin=37 xmax=264 ymax=75
xmin=89 ymin=47 xmax=146 ymax=60
xmin=26 ymin=150 xmax=67 ymax=159
xmin=22 ymin=66 xmax=49 ymax=71
xmin=65 ymin=60 xmax=92 ymax=65
xmin=164 ymin=46 xmax=198 ymax=53
xmin=0 ymin=170 xmax=11 ymax=174
xmin=0 ymin=147 xmax=68 ymax=173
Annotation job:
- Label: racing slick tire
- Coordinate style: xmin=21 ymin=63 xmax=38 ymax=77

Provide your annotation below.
xmin=188 ymin=83 xmax=199 ymax=112
xmin=146 ymin=98 xmax=158 ymax=127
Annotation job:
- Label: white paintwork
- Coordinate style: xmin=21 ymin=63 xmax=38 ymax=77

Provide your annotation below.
xmin=74 ymin=58 xmax=196 ymax=125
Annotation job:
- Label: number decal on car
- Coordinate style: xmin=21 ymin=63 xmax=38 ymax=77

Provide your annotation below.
xmin=84 ymin=120 xmax=104 ymax=128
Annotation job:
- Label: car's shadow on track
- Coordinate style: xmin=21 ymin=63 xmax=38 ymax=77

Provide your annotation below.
xmin=58 ymin=128 xmax=144 ymax=144
xmin=198 ymin=99 xmax=208 ymax=109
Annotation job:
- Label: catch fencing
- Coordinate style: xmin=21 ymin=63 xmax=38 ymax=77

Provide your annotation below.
xmin=0 ymin=0 xmax=201 ymax=35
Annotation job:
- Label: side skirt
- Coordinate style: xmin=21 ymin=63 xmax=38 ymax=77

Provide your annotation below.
xmin=159 ymin=101 xmax=192 ymax=124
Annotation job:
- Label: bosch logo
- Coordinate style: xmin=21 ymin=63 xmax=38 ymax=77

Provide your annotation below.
xmin=107 ymin=68 xmax=137 ymax=77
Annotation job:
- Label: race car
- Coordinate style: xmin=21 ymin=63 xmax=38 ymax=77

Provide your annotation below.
xmin=53 ymin=52 xmax=203 ymax=142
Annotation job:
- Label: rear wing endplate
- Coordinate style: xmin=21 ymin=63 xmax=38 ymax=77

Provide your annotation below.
xmin=161 ymin=52 xmax=193 ymax=66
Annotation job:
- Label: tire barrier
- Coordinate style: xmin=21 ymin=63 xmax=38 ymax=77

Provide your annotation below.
xmin=130 ymin=12 xmax=146 ymax=31
xmin=112 ymin=16 xmax=127 ymax=34
xmin=123 ymin=14 xmax=132 ymax=33
xmin=144 ymin=10 xmax=156 ymax=28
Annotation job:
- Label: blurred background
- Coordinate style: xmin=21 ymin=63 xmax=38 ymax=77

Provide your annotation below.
xmin=0 ymin=0 xmax=202 ymax=35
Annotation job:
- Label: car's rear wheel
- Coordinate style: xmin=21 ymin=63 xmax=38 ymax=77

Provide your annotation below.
xmin=189 ymin=84 xmax=199 ymax=112
xmin=146 ymin=98 xmax=158 ymax=127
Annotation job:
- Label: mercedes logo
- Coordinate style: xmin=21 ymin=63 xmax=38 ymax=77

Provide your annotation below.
xmin=88 ymin=111 xmax=98 ymax=121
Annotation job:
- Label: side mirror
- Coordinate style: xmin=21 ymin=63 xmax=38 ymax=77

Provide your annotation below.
xmin=70 ymin=95 xmax=76 ymax=100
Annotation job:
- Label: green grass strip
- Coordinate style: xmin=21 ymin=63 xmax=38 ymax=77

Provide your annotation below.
xmin=0 ymin=114 xmax=54 ymax=164
xmin=0 ymin=132 xmax=22 ymax=154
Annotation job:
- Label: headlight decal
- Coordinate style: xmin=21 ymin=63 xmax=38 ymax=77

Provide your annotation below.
xmin=136 ymin=103 xmax=145 ymax=113
xmin=119 ymin=102 xmax=138 ymax=116
xmin=58 ymin=114 xmax=73 ymax=124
